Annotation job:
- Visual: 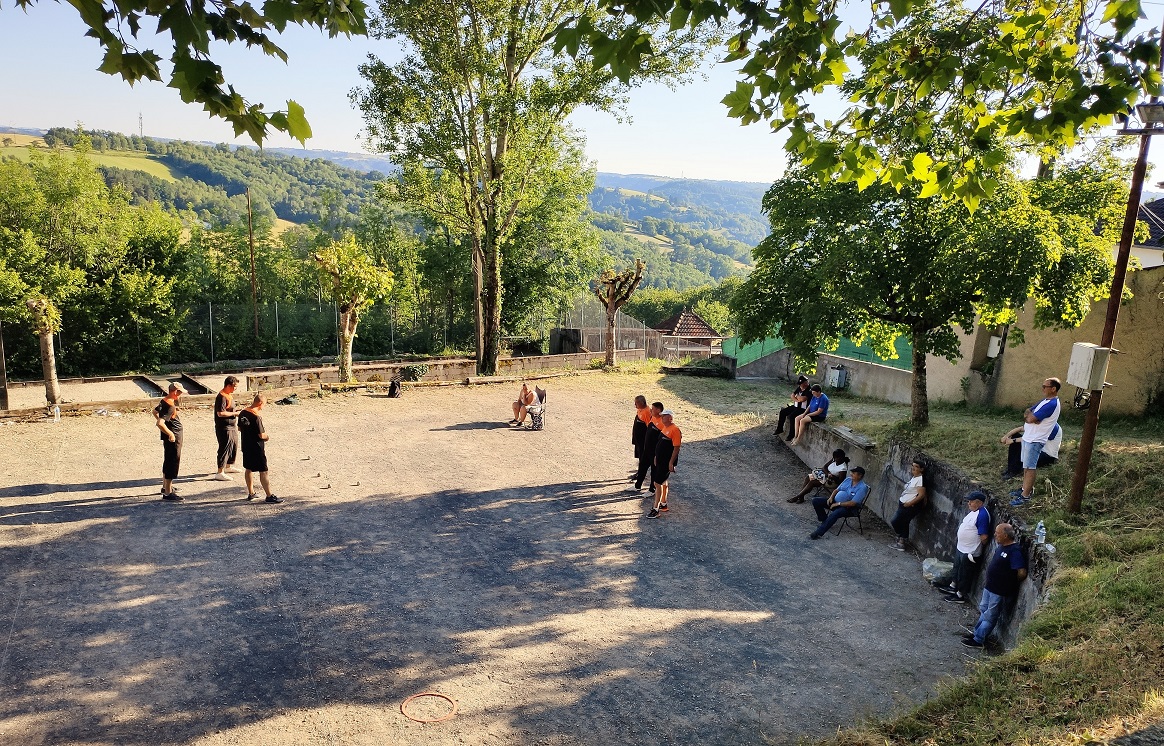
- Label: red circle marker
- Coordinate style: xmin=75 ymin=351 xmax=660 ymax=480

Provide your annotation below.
xmin=400 ymin=692 xmax=458 ymax=723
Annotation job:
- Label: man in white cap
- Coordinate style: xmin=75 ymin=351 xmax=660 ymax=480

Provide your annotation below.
xmin=647 ymin=409 xmax=682 ymax=519
xmin=154 ymin=381 xmax=187 ymax=502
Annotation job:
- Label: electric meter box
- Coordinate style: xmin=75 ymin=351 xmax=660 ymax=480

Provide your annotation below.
xmin=826 ymin=365 xmax=848 ymax=388
xmin=1067 ymin=343 xmax=1111 ymax=391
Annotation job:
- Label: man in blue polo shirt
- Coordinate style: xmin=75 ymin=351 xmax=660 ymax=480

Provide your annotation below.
xmin=808 ymin=466 xmax=868 ymax=539
xmin=963 ymin=523 xmax=1027 ymax=649
xmin=790 ymin=384 xmax=830 ymax=446
xmin=1010 ymin=377 xmax=1061 ymax=506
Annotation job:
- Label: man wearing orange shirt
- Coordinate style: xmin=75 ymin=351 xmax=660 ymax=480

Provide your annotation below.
xmin=631 ymin=395 xmax=651 ymax=462
xmin=647 ymin=409 xmax=681 ymax=518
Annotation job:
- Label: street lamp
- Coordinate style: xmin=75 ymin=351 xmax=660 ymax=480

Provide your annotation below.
xmin=1067 ymin=98 xmax=1164 ymax=513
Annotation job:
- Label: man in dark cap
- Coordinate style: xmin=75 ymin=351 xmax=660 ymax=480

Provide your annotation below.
xmin=774 ymin=375 xmax=811 ymax=441
xmin=213 ymin=375 xmax=242 ymax=481
xmin=938 ymin=491 xmax=992 ymax=604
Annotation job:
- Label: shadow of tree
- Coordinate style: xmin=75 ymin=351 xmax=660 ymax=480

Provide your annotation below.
xmin=0 ymin=468 xmax=968 ymax=744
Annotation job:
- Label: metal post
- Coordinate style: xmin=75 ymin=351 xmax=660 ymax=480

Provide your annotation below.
xmin=209 ymin=301 xmax=215 ymax=364
xmin=246 ymin=188 xmax=259 ymax=341
xmin=275 ymin=300 xmax=280 ymax=359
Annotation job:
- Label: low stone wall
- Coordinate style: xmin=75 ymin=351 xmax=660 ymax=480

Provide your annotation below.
xmin=244 ymin=351 xmax=636 ymax=390
xmin=786 ymin=423 xmax=1054 ymax=649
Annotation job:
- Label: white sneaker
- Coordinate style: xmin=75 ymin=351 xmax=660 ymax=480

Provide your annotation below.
xmin=213 ymin=473 xmax=232 ymax=481
xmin=225 ymin=467 xmax=243 ymax=474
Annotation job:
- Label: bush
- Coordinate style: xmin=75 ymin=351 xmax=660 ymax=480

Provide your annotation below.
xmin=401 ymin=364 xmax=429 ymax=381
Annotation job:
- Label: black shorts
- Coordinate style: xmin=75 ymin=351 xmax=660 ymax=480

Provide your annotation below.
xmin=651 ymin=461 xmax=672 ymax=485
xmin=242 ymin=447 xmax=268 ymax=473
xmin=810 ymin=414 xmax=826 ymax=423
xmin=162 ymin=438 xmax=182 ymax=480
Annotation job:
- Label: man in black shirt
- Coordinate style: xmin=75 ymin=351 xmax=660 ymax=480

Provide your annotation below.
xmin=154 ymin=382 xmax=187 ymax=502
xmin=963 ymin=523 xmax=1028 ymax=649
xmin=775 ymin=376 xmax=811 ymax=440
xmin=213 ymin=376 xmax=241 ymax=481
xmin=238 ymin=393 xmax=283 ymax=504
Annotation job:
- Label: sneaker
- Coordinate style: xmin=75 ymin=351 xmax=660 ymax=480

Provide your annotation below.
xmin=890 ymin=541 xmax=906 ymax=552
xmin=936 ymin=583 xmax=958 ymax=595
xmin=246 ymin=493 xmax=258 ymax=501
xmin=786 ymin=495 xmax=805 ymax=503
xmin=809 ymin=533 xmax=820 ymax=540
xmin=625 ymin=486 xmax=642 ymax=494
xmin=646 ymin=508 xmax=660 ymax=519
xmin=1000 ymin=470 xmax=1020 ymax=481
xmin=945 ymin=594 xmax=967 ymax=604
xmin=961 ymin=637 xmax=984 ymax=649
xmin=161 ymin=492 xmax=183 ymax=502
xmin=658 ymin=503 xmax=669 ymax=512
xmin=226 ymin=466 xmax=243 ymax=474
xmin=264 ymin=495 xmax=284 ymax=504
xmin=213 ymin=473 xmax=232 ymax=481
xmin=1009 ymin=490 xmax=1028 ymax=507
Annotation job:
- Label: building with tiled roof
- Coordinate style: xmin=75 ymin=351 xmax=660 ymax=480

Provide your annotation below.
xmin=652 ymin=308 xmax=725 ymax=356
xmin=1134 ymin=200 xmax=1164 ymax=268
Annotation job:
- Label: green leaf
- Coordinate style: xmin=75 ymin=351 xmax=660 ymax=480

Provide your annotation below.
xmin=285 ymin=100 xmax=312 ymax=143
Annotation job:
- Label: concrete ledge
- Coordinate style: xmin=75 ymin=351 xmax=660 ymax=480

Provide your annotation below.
xmin=782 ymin=420 xmax=1055 ymax=650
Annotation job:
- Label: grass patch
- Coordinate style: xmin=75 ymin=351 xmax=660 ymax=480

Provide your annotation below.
xmin=0 ymin=140 xmax=176 ymax=181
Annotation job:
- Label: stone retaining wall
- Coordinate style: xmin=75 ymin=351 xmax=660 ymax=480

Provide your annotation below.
xmin=787 ymin=422 xmax=1053 ymax=649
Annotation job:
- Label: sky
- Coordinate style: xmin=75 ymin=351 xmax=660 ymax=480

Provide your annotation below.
xmin=0 ymin=3 xmax=791 ymax=183
xmin=1 ymin=4 xmax=1161 ymax=185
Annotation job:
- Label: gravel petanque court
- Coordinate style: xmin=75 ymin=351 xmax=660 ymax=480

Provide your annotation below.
xmin=0 ymin=374 xmax=976 ymax=745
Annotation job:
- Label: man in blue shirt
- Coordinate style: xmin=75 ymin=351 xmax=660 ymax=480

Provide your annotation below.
xmin=790 ymin=384 xmax=830 ymax=446
xmin=809 ymin=466 xmax=869 ymax=539
xmin=963 ymin=523 xmax=1027 ymax=648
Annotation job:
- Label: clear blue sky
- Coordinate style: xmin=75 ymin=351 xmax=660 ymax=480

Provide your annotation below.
xmin=1 ymin=4 xmax=1160 ymax=185
xmin=0 ymin=3 xmax=790 ymax=183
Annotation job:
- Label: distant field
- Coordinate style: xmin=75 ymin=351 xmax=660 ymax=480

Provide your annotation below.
xmin=273 ymin=218 xmax=298 ymax=235
xmin=0 ymin=136 xmax=176 ymax=182
xmin=616 ymin=187 xmax=666 ymax=202
xmin=625 ymin=227 xmax=673 ymax=252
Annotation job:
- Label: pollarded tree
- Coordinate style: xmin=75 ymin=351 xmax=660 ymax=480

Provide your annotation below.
xmin=595 ymin=259 xmax=645 ymax=368
xmin=353 ymin=0 xmax=713 ymax=375
xmin=312 ymin=234 xmax=394 ymax=382
xmin=731 ymin=156 xmax=1129 ymax=425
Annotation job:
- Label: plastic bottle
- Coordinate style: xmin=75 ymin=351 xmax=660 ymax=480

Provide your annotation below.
xmin=1034 ymin=520 xmax=1046 ymax=545
xmin=52 ymin=405 xmax=60 ymax=422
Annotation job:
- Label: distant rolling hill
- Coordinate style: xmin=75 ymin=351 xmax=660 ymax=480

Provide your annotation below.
xmin=1 ymin=125 xmax=768 ymax=290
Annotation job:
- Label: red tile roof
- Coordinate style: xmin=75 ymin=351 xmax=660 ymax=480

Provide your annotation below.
xmin=653 ymin=308 xmax=724 ymax=338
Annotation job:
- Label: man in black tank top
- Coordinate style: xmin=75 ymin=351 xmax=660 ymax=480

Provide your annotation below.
xmin=154 ymin=382 xmax=187 ymax=502
xmin=213 ymin=376 xmax=241 ymax=481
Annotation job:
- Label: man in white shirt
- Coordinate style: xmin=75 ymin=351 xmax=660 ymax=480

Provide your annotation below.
xmin=1010 ymin=377 xmax=1061 ymax=506
xmin=937 ymin=491 xmax=991 ymax=604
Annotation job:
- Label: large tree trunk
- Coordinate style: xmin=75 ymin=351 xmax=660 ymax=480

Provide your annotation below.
xmin=38 ymin=326 xmax=62 ymax=406
xmin=478 ymin=224 xmax=503 ymax=376
xmin=0 ymin=320 xmax=9 ymax=411
xmin=605 ymin=306 xmax=617 ymax=367
xmin=910 ymin=325 xmax=929 ymax=426
xmin=338 ymin=306 xmax=359 ymax=383
xmin=472 ymin=242 xmax=485 ymax=373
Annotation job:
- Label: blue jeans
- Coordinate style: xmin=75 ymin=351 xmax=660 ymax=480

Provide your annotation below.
xmin=811 ymin=497 xmax=859 ymax=537
xmin=973 ymin=589 xmax=1008 ymax=644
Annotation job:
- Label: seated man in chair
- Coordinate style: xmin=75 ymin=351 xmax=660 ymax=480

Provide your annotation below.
xmin=511 ymin=382 xmax=538 ymax=426
xmin=809 ymin=466 xmax=869 ymax=540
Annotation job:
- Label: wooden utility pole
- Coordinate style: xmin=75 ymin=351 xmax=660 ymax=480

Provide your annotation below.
xmin=246 ymin=188 xmax=259 ymax=341
xmin=0 ymin=319 xmax=9 ymax=411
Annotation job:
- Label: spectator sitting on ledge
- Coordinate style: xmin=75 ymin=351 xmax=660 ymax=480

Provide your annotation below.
xmin=789 ymin=384 xmax=829 ymax=446
xmin=1000 ymin=421 xmax=1061 ymax=481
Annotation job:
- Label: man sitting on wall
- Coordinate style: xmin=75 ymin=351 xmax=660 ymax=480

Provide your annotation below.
xmin=808 ymin=466 xmax=869 ymax=539
xmin=774 ymin=375 xmax=811 ymax=440
xmin=1000 ymin=421 xmax=1061 ymax=480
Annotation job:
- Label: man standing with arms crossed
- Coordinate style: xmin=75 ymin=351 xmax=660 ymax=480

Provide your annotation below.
xmin=237 ymin=393 xmax=283 ymax=504
xmin=1010 ymin=377 xmax=1061 ymax=507
xmin=212 ymin=376 xmax=242 ymax=481
xmin=154 ymin=382 xmax=187 ymax=502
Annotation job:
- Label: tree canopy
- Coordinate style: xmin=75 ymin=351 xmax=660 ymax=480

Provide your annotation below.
xmin=8 ymin=0 xmax=368 ymax=143
xmin=562 ymin=0 xmax=1161 ymax=208
xmin=731 ymin=149 xmax=1133 ymax=423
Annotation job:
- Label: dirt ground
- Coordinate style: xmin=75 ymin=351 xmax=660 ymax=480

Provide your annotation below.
xmin=0 ymin=373 xmax=980 ymax=746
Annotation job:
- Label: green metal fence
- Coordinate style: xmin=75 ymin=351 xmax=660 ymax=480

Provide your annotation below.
xmin=722 ymin=335 xmax=912 ymax=371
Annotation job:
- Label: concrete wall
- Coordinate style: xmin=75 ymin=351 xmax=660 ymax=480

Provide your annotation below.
xmin=786 ymin=423 xmax=1054 ymax=649
xmin=244 ymin=351 xmax=640 ymax=390
xmin=977 ymin=266 xmax=1164 ymax=416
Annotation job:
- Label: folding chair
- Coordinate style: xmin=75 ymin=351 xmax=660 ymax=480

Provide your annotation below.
xmin=834 ymin=499 xmax=868 ymax=536
xmin=526 ymin=387 xmax=547 ymax=430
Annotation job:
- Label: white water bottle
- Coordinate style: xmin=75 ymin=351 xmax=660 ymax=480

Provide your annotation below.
xmin=52 ymin=405 xmax=60 ymax=422
xmin=1034 ymin=520 xmax=1046 ymax=545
